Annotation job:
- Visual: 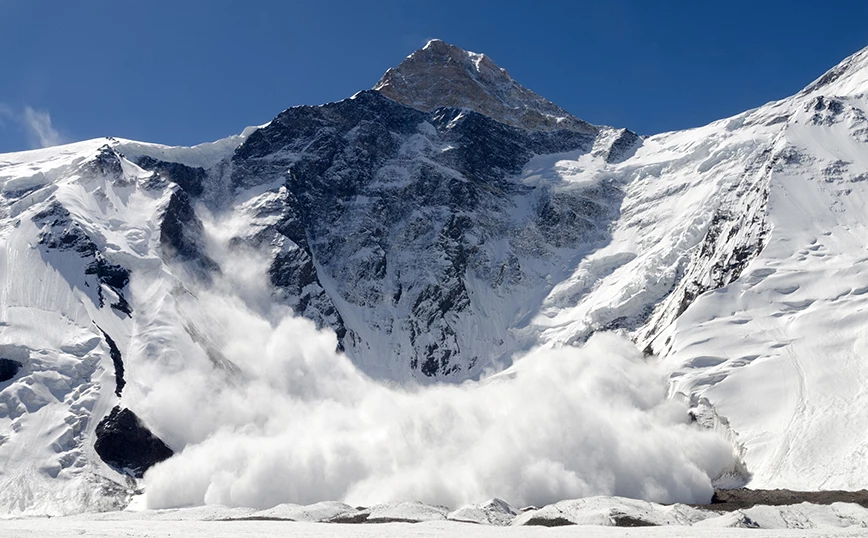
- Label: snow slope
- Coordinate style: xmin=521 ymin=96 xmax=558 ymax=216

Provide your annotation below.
xmin=0 ymin=134 xmax=253 ymax=513
xmin=660 ymin=91 xmax=868 ymax=490
xmin=0 ymin=139 xmax=176 ymax=513
xmin=522 ymin=44 xmax=868 ymax=491
xmin=366 ymin=38 xmax=868 ymax=492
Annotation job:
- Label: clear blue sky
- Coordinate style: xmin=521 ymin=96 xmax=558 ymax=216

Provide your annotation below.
xmin=1 ymin=0 xmax=867 ymax=152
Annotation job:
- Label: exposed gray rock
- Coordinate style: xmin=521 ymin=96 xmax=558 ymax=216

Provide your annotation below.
xmin=159 ymin=187 xmax=218 ymax=274
xmin=96 ymin=327 xmax=125 ymax=397
xmin=375 ymin=39 xmax=596 ymax=134
xmin=135 ymin=156 xmax=207 ymax=197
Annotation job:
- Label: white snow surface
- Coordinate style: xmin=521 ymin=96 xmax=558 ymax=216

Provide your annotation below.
xmin=3 ymin=520 xmax=866 ymax=538
xmin=113 ymin=124 xmax=261 ymax=169
xmin=6 ymin=499 xmax=868 ymax=535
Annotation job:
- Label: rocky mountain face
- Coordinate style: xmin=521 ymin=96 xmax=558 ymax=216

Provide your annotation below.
xmin=225 ymin=89 xmax=617 ymax=379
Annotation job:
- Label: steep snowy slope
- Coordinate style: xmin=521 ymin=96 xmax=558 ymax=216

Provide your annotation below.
xmin=524 ymin=45 xmax=868 ymax=490
xmin=0 ymin=134 xmax=257 ymax=513
xmin=660 ymin=75 xmax=868 ymax=490
xmin=0 ymin=141 xmax=170 ymax=512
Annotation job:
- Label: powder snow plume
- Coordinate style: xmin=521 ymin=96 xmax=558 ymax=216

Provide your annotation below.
xmin=138 ymin=210 xmax=737 ymax=510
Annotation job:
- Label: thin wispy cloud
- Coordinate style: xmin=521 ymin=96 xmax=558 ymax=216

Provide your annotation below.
xmin=0 ymin=104 xmax=65 ymax=149
xmin=22 ymin=106 xmax=62 ymax=148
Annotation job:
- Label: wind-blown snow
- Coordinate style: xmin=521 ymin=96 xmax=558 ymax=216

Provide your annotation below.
xmin=0 ymin=136 xmax=735 ymax=514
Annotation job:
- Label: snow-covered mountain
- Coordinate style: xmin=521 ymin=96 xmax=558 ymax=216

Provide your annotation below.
xmin=2 ymin=39 xmax=868 ymax=515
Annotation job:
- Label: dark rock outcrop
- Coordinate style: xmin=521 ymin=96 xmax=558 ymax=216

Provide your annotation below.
xmin=604 ymin=129 xmax=642 ymax=163
xmin=521 ymin=515 xmax=576 ymax=527
xmin=93 ymin=406 xmax=173 ymax=479
xmin=695 ymin=488 xmax=868 ymax=511
xmin=32 ymin=201 xmax=132 ymax=315
xmin=96 ymin=327 xmax=125 ymax=397
xmin=85 ymin=145 xmax=125 ymax=178
xmin=0 ymin=358 xmax=22 ymax=383
xmin=135 ymin=156 xmax=207 ymax=197
xmin=159 ymin=188 xmax=218 ymax=273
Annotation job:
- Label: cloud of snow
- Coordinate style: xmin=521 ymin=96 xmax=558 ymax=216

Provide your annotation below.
xmin=22 ymin=106 xmax=62 ymax=148
xmin=139 ymin=210 xmax=737 ymax=510
xmin=0 ymin=104 xmax=64 ymax=148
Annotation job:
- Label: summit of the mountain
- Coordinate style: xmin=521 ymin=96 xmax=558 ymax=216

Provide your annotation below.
xmin=374 ymin=39 xmax=597 ymax=133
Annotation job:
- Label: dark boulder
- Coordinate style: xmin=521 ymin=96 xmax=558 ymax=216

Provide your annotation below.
xmin=94 ymin=406 xmax=174 ymax=479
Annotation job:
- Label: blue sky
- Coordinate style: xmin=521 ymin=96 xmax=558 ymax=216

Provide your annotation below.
xmin=1 ymin=0 xmax=867 ymax=152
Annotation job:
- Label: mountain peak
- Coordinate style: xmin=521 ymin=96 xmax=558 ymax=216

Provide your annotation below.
xmin=420 ymin=38 xmax=465 ymax=54
xmin=374 ymin=40 xmax=596 ymax=133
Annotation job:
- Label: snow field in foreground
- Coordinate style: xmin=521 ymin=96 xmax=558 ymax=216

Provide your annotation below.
xmin=7 ymin=497 xmax=868 ymax=536
xmin=3 ymin=516 xmax=868 ymax=538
